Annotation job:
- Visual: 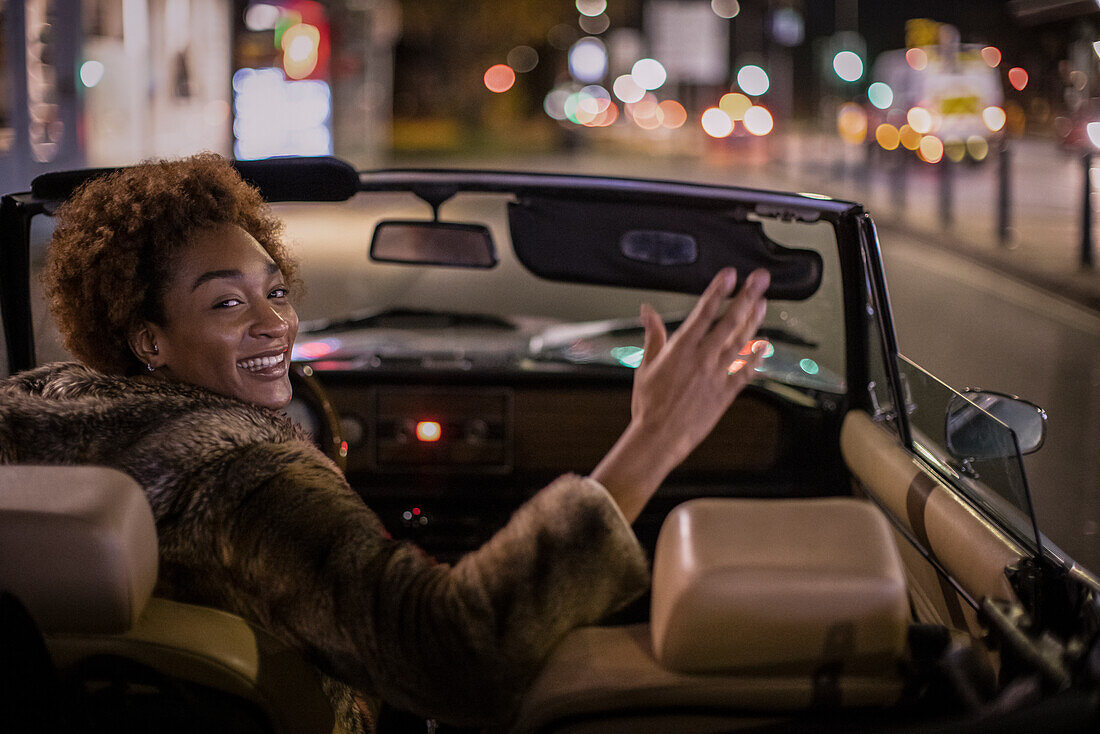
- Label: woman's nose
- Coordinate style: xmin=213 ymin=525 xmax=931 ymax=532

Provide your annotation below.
xmin=251 ymin=302 xmax=290 ymax=338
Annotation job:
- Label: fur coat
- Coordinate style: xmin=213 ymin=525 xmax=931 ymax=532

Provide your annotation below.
xmin=0 ymin=362 xmax=649 ymax=731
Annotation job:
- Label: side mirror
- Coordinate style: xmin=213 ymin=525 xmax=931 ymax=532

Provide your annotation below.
xmin=945 ymin=389 xmax=1047 ymax=460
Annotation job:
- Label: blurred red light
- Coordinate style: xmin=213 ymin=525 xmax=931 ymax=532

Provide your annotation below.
xmin=415 ymin=421 xmax=442 ymax=442
xmin=1008 ymin=67 xmax=1028 ymax=91
xmin=296 ymin=341 xmax=333 ymax=359
xmin=484 ymin=64 xmax=516 ymax=93
xmin=905 ymin=48 xmax=928 ymax=71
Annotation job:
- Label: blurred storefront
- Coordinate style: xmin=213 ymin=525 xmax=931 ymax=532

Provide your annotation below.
xmin=231 ymin=0 xmax=399 ymax=165
xmin=1 ymin=0 xmax=83 ymax=192
xmin=0 ymin=0 xmax=398 ymax=193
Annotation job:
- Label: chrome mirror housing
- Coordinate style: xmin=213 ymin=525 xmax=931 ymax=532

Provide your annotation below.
xmin=945 ymin=389 xmax=1048 ymax=459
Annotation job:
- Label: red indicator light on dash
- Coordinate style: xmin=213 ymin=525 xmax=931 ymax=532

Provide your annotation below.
xmin=415 ymin=421 xmax=442 ymax=442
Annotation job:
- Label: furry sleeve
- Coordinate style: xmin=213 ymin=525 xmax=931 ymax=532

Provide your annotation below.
xmin=165 ymin=442 xmax=649 ymax=727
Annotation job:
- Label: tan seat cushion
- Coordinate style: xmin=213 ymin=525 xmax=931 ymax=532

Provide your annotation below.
xmin=512 ymin=625 xmax=904 ymax=734
xmin=0 ymin=465 xmax=158 ymax=633
xmin=651 ymin=498 xmax=908 ymax=675
xmin=47 ymin=597 xmax=338 ymax=734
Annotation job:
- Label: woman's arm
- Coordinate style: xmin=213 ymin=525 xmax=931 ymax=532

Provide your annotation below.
xmin=162 ymin=443 xmax=646 ymax=727
xmin=592 ymin=268 xmax=769 ymax=521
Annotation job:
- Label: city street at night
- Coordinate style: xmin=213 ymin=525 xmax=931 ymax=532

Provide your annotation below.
xmin=2 ymin=2 xmax=1100 ymax=731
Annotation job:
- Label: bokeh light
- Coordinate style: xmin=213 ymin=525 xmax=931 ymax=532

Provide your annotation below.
xmin=743 ymin=105 xmax=774 ymax=136
xmin=613 ymin=74 xmax=645 ymax=103
xmin=544 ymin=88 xmax=571 ymax=120
xmin=701 ymin=107 xmax=734 ymax=138
xmin=569 ymin=37 xmax=608 ymax=83
xmin=611 ymin=346 xmax=645 ymax=368
xmin=244 ymin=3 xmax=280 ymax=31
xmin=867 ymin=82 xmax=893 ymax=110
xmin=658 ymin=100 xmax=687 ymax=129
xmin=576 ymin=0 xmax=607 ymax=17
xmin=899 ymin=124 xmax=921 ymax=150
xmin=584 ymin=99 xmax=618 ymax=127
xmin=799 ymin=358 xmax=820 ymax=375
xmin=711 ymin=0 xmax=740 ymax=19
xmin=579 ymin=84 xmax=611 ymax=113
xmin=905 ymin=47 xmax=928 ymax=71
xmin=982 ymin=106 xmax=1006 ymax=132
xmin=967 ymin=135 xmax=989 ymax=160
xmin=282 ymin=23 xmax=320 ymax=79
xmin=907 ymin=106 xmax=933 ymax=134
xmin=507 ymin=46 xmax=539 ymax=73
xmin=980 ymin=46 xmax=1002 ymax=68
xmin=1008 ymin=67 xmax=1028 ymax=91
xmin=919 ymin=135 xmax=944 ymax=163
xmin=632 ymin=58 xmax=667 ymax=90
xmin=832 ymin=51 xmax=864 ymax=82
xmin=579 ymin=13 xmax=610 ymax=35
xmin=483 ymin=64 xmax=516 ymax=93
xmin=567 ymin=88 xmax=611 ymax=125
xmin=1086 ymin=122 xmax=1100 ymax=149
xmin=875 ymin=123 xmax=900 ymax=150
xmin=736 ymin=64 xmax=770 ymax=96
xmin=719 ymin=92 xmax=752 ymax=120
xmin=837 ymin=103 xmax=867 ymax=144
xmin=80 ymin=60 xmax=106 ymax=88
xmin=629 ymin=94 xmax=664 ymax=129
xmin=944 ymin=138 xmax=966 ymax=162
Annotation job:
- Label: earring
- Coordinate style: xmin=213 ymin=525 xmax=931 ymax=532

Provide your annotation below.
xmin=147 ymin=363 xmax=155 ymax=372
xmin=152 ymin=344 xmax=158 ymax=354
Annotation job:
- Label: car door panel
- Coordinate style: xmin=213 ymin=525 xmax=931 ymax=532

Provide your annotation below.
xmin=841 ymin=410 xmax=1025 ymax=635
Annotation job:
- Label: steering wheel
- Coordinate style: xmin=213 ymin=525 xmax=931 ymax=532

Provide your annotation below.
xmin=286 ymin=364 xmax=347 ymax=472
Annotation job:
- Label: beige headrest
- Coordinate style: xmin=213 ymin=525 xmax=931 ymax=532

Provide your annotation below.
xmin=0 ymin=465 xmax=158 ymax=634
xmin=651 ymin=498 xmax=908 ymax=675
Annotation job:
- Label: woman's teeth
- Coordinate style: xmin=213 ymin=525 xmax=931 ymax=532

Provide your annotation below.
xmin=237 ymin=353 xmax=285 ymax=371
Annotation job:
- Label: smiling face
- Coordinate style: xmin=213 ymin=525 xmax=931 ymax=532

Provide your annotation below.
xmin=142 ymin=224 xmax=299 ymax=409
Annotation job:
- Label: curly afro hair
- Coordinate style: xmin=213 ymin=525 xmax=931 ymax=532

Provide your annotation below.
xmin=44 ymin=153 xmax=300 ymax=375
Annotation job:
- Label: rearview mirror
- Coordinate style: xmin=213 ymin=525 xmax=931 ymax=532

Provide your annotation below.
xmin=370 ymin=221 xmax=497 ymax=268
xmin=945 ymin=389 xmax=1047 ymax=459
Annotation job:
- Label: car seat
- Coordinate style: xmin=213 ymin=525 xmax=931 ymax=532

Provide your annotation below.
xmin=0 ymin=464 xmax=339 ymax=733
xmin=510 ymin=497 xmax=911 ymax=733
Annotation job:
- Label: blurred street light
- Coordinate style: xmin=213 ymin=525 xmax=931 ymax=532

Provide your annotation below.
xmin=736 ymin=64 xmax=769 ymax=96
xmin=631 ymin=59 xmax=667 ymax=90
xmin=569 ymin=37 xmax=607 ymax=83
xmin=1008 ymin=67 xmax=1029 ymax=91
xmin=833 ymin=50 xmax=864 ymax=82
xmin=868 ymin=82 xmax=893 ymax=109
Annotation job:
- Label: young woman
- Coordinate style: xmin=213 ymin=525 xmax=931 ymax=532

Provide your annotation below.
xmin=0 ymin=154 xmax=769 ymax=732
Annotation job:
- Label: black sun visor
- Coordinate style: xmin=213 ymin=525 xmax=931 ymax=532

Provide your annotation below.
xmin=508 ymin=196 xmax=823 ymax=300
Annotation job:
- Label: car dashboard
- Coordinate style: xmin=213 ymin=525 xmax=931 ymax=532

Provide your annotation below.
xmin=291 ymin=352 xmax=847 ymax=564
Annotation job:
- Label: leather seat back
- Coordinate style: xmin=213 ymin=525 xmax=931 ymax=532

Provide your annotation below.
xmin=0 ymin=464 xmax=338 ymax=734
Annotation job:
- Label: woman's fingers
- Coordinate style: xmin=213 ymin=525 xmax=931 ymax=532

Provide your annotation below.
xmin=639 ymin=303 xmax=667 ymax=370
xmin=677 ymin=267 xmax=739 ymax=343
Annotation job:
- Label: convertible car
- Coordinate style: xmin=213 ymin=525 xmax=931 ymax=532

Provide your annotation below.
xmin=0 ymin=157 xmax=1097 ymax=732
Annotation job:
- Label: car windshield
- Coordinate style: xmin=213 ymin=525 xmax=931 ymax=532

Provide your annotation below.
xmin=27 ymin=188 xmax=848 ymax=398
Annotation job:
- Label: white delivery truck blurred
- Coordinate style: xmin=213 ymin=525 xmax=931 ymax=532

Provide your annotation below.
xmin=870 ymin=41 xmax=1004 ymax=161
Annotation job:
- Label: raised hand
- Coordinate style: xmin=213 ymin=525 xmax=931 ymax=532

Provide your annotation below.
xmin=592 ymin=268 xmax=770 ymax=521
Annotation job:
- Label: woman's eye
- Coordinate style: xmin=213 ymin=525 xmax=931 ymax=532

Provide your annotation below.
xmin=269 ymin=287 xmax=289 ymax=299
xmin=216 ymin=298 xmax=242 ymax=309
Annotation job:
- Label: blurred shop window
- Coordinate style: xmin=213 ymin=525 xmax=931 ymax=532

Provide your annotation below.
xmin=233 ymin=1 xmax=332 ymax=159
xmin=82 ymin=0 xmax=233 ymax=164
xmin=26 ymin=0 xmax=62 ymax=162
xmin=0 ymin=7 xmax=13 ymax=153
